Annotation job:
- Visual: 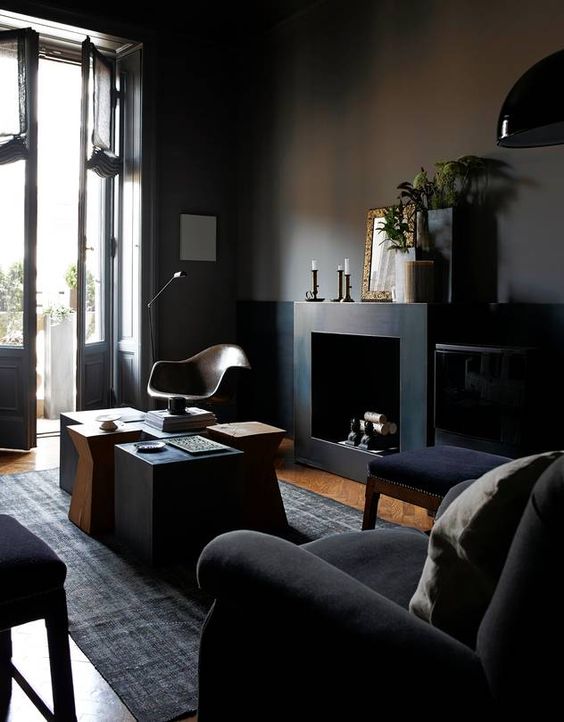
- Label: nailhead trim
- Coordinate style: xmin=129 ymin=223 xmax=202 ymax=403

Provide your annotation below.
xmin=368 ymin=474 xmax=443 ymax=500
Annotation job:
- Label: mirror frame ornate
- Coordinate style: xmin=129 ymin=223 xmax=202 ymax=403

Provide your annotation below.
xmin=361 ymin=206 xmax=415 ymax=301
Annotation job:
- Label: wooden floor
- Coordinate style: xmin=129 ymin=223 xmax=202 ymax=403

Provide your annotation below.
xmin=0 ymin=435 xmax=431 ymax=721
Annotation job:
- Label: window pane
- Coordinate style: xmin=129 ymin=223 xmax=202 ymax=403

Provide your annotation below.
xmin=85 ymin=170 xmax=105 ymax=343
xmin=0 ymin=160 xmax=25 ymax=346
xmin=36 ymin=58 xmax=80 ymax=313
xmin=0 ymin=36 xmax=21 ymax=137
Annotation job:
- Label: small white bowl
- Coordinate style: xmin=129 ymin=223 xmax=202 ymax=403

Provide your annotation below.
xmin=95 ymin=413 xmax=122 ymax=431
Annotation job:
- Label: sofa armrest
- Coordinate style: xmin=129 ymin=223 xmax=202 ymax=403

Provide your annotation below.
xmin=198 ymin=531 xmax=489 ymax=688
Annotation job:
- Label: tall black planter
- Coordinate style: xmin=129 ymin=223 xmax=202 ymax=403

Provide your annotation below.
xmin=424 ymin=206 xmax=498 ymax=303
xmin=427 ymin=208 xmax=454 ymax=302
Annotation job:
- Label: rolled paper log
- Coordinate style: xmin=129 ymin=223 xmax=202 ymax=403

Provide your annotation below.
xmin=388 ymin=422 xmax=398 ymax=435
xmin=372 ymin=422 xmax=390 ymax=436
xmin=364 ymin=411 xmax=387 ymax=424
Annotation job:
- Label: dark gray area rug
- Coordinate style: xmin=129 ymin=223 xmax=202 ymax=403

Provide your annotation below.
xmin=0 ymin=468 xmax=392 ymax=721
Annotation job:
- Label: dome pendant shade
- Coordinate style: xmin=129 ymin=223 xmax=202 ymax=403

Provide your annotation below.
xmin=497 ymin=49 xmax=564 ymax=147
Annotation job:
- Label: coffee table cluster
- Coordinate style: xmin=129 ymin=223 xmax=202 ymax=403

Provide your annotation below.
xmin=60 ymin=409 xmax=287 ymax=565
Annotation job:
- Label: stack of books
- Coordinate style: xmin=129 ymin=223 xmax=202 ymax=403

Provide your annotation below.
xmin=144 ymin=407 xmax=217 ymax=432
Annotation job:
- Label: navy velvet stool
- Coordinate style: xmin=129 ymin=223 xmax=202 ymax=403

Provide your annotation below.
xmin=362 ymin=445 xmax=510 ymax=530
xmin=0 ymin=515 xmax=76 ymax=720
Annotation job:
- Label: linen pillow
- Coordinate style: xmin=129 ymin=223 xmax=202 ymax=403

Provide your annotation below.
xmin=409 ymin=450 xmax=563 ymax=647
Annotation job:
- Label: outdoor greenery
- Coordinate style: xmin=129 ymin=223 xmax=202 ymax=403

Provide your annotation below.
xmin=65 ymin=263 xmax=96 ymax=311
xmin=0 ymin=260 xmax=96 ymax=345
xmin=44 ymin=303 xmax=74 ymax=325
xmin=64 ymin=263 xmax=77 ymax=290
xmin=0 ymin=261 xmax=24 ymax=345
xmin=0 ymin=261 xmax=23 ymax=313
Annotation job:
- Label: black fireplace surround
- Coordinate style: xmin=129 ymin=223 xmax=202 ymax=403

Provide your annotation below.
xmin=294 ymin=302 xmax=564 ymax=483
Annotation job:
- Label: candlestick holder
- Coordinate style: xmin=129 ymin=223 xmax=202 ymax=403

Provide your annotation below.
xmin=305 ymin=269 xmax=325 ymax=301
xmin=340 ymin=273 xmax=354 ymax=302
xmin=332 ymin=269 xmax=344 ymax=302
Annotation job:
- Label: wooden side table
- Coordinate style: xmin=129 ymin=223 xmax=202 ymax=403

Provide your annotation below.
xmin=206 ymin=421 xmax=288 ymax=531
xmin=59 ymin=407 xmax=145 ymax=493
xmin=67 ymin=423 xmax=143 ymax=535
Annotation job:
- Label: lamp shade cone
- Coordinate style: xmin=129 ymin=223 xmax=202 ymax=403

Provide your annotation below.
xmin=497 ymin=49 xmax=564 ymax=147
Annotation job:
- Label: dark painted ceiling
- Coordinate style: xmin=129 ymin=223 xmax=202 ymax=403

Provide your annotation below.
xmin=33 ymin=0 xmax=322 ymax=35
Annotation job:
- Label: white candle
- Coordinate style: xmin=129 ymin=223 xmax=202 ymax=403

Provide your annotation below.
xmin=337 ymin=264 xmax=343 ymax=271
xmin=344 ymin=258 xmax=350 ymax=275
xmin=311 ymin=259 xmax=318 ymax=271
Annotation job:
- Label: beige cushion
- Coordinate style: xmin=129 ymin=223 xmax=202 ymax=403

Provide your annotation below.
xmin=409 ymin=450 xmax=563 ymax=647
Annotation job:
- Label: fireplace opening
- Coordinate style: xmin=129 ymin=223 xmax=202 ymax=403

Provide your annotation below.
xmin=311 ymin=332 xmax=400 ymax=451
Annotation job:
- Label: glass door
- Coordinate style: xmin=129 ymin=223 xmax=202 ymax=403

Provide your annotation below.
xmin=76 ymin=38 xmax=116 ymax=410
xmin=0 ymin=29 xmax=38 ymax=450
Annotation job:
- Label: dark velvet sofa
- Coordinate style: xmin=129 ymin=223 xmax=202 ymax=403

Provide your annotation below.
xmin=196 ymin=456 xmax=564 ymax=720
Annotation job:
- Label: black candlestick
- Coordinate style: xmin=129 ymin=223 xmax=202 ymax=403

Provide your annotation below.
xmin=332 ymin=269 xmax=344 ymax=302
xmin=341 ymin=273 xmax=354 ymax=302
xmin=305 ymin=269 xmax=324 ymax=301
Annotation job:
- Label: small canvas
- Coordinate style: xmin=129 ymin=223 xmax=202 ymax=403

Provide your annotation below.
xmin=179 ymin=214 xmax=217 ymax=262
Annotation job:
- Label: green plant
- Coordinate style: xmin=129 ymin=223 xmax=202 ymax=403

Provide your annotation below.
xmin=398 ymin=155 xmax=488 ymax=211
xmin=379 ymin=204 xmax=413 ymax=252
xmin=64 ymin=264 xmax=77 ymax=289
xmin=63 ymin=264 xmax=96 ymax=310
xmin=0 ymin=261 xmax=23 ymax=312
xmin=44 ymin=303 xmax=73 ymax=325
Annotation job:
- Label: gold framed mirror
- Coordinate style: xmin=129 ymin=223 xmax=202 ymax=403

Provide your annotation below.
xmin=361 ymin=206 xmax=415 ymax=301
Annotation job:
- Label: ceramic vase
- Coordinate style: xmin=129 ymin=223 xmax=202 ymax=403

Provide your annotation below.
xmin=394 ymin=247 xmax=416 ymax=302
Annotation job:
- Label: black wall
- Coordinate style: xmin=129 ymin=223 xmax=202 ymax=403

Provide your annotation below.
xmin=237 ymin=0 xmax=564 ymax=303
xmin=155 ymin=38 xmax=238 ymax=361
xmin=236 ymin=0 xmax=564 ymax=430
xmin=9 ymin=0 xmax=564 ymax=428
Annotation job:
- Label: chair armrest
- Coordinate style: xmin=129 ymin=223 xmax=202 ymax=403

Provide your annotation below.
xmin=198 ymin=530 xmax=485 ymax=675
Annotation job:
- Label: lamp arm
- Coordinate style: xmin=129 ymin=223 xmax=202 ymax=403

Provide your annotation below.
xmin=147 ymin=272 xmax=187 ymax=364
xmin=147 ymin=276 xmax=176 ymax=308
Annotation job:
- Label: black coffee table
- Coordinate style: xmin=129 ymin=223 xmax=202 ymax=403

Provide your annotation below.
xmin=114 ymin=441 xmax=243 ymax=565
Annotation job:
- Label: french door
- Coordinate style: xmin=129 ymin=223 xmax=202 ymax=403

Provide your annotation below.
xmin=0 ymin=29 xmax=38 ymax=450
xmin=0 ymin=29 xmax=143 ymax=450
xmin=78 ymin=38 xmax=143 ymax=415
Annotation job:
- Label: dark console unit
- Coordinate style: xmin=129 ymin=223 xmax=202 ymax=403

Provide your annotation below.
xmin=435 ymin=344 xmax=538 ymax=457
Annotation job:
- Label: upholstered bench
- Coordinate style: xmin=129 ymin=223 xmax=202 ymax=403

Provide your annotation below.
xmin=362 ymin=445 xmax=510 ymax=530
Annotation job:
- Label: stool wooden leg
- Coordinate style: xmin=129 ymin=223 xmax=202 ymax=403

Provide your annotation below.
xmin=362 ymin=478 xmax=381 ymax=530
xmin=45 ymin=599 xmax=77 ymax=721
xmin=0 ymin=630 xmax=12 ymax=713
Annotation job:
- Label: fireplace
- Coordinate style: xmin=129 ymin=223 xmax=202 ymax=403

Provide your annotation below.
xmin=311 ymin=332 xmax=400 ymax=451
xmin=294 ymin=302 xmax=429 ymax=482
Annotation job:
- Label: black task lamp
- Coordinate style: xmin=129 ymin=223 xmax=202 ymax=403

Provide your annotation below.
xmin=147 ymin=271 xmax=187 ymax=363
xmin=497 ymin=49 xmax=564 ymax=147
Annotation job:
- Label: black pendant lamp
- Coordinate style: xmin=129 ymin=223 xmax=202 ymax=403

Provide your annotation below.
xmin=497 ymin=49 xmax=564 ymax=147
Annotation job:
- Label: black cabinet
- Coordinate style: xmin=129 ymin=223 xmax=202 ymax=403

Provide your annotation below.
xmin=435 ymin=344 xmax=538 ymax=457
